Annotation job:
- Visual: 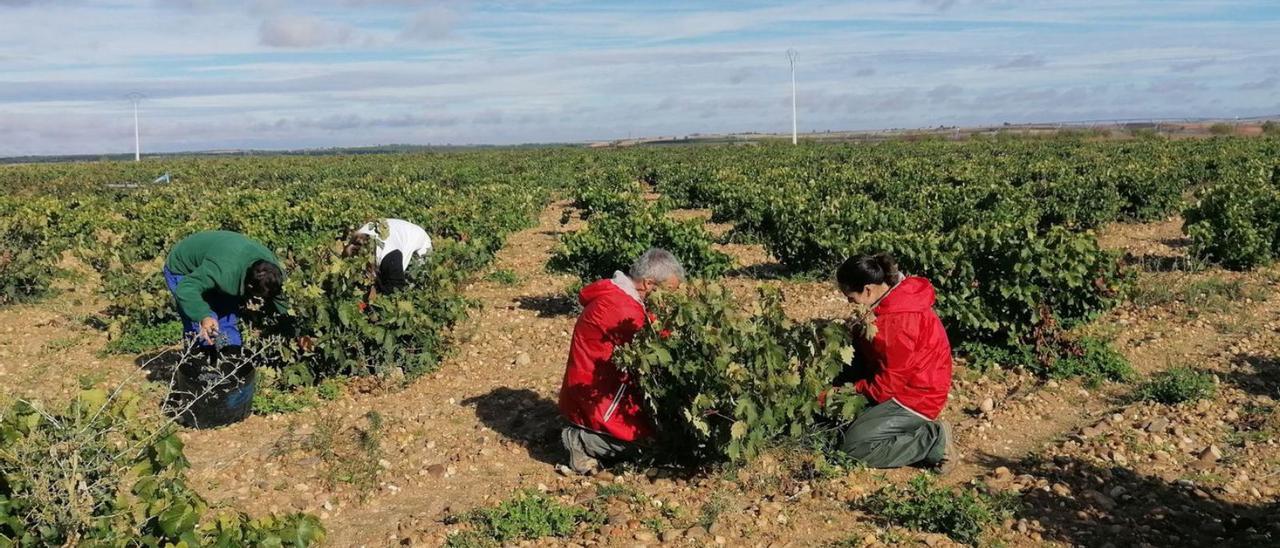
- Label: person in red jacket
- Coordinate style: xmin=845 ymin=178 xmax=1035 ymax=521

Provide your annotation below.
xmin=829 ymin=253 xmax=957 ymax=470
xmin=558 ymin=248 xmax=685 ymax=475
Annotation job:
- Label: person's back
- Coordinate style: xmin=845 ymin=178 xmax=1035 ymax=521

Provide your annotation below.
xmin=356 ymin=218 xmax=432 ymax=271
xmin=166 ymin=230 xmax=279 ymax=296
xmin=854 ymin=275 xmax=952 ymax=419
xmin=163 ymin=230 xmax=285 ymax=349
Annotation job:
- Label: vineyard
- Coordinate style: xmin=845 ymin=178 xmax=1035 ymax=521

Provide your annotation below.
xmin=1 ymin=135 xmax=1279 ymax=546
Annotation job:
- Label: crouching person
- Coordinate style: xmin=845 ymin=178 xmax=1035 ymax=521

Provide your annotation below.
xmin=830 ymin=253 xmax=957 ymax=470
xmin=342 ymin=218 xmax=433 ymax=297
xmin=165 ymin=230 xmax=288 ymax=354
xmin=557 ymin=248 xmax=685 ymax=475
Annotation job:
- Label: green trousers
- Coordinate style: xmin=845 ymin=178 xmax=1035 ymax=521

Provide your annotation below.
xmin=841 ymin=400 xmax=946 ymax=468
xmin=562 ymin=424 xmax=636 ymax=462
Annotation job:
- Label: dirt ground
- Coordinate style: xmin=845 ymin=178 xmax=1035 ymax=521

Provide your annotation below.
xmin=0 ymin=205 xmax=1277 ymax=547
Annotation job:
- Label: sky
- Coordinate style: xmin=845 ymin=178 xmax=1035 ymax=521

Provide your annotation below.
xmin=1 ymin=0 xmax=1278 ymax=156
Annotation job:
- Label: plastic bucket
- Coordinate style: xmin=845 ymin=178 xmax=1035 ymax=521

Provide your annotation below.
xmin=172 ymin=358 xmax=256 ymax=429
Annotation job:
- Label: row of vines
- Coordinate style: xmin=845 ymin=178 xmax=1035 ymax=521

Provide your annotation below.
xmin=548 ymin=135 xmax=1280 ymax=463
xmin=0 ymin=150 xmax=606 ymax=544
xmin=1 ymin=136 xmax=1278 ymax=535
xmin=1 ymin=151 xmax=594 ymax=388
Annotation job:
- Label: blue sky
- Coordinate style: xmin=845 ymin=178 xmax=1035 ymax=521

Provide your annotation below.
xmin=1 ymin=0 xmax=1278 ymax=155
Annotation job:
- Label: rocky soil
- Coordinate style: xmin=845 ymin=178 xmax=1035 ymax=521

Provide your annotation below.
xmin=0 ymin=205 xmax=1276 ymax=547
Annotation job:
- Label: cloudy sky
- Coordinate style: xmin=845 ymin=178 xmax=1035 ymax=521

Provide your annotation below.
xmin=1 ymin=0 xmax=1278 ymax=156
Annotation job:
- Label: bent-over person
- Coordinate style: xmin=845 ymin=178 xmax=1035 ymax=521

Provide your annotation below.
xmin=164 ymin=230 xmax=287 ymax=352
xmin=342 ymin=218 xmax=433 ymax=296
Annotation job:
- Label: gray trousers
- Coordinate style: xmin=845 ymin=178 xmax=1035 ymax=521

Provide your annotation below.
xmin=841 ymin=400 xmax=946 ymax=468
xmin=562 ymin=424 xmax=636 ymax=461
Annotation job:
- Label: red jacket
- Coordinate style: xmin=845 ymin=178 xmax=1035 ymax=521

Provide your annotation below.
xmin=850 ymin=276 xmax=953 ymax=420
xmin=558 ymin=277 xmax=653 ymax=442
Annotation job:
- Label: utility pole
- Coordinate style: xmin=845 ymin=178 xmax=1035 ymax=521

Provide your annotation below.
xmin=127 ymin=93 xmax=145 ymax=161
xmin=788 ymin=49 xmax=798 ymax=145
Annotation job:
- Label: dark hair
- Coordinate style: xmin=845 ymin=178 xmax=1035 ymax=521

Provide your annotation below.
xmin=245 ymin=260 xmax=283 ymax=300
xmin=836 ymin=253 xmax=900 ymax=293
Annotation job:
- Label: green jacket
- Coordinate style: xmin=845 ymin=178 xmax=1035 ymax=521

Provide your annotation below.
xmin=165 ymin=230 xmax=287 ymax=321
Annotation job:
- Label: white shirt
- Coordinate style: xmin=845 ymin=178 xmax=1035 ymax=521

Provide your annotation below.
xmin=356 ymin=218 xmax=433 ymax=272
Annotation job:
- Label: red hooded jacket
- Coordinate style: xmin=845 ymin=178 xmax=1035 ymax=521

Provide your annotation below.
xmin=850 ymin=276 xmax=953 ymax=420
xmin=558 ymin=277 xmax=654 ymax=442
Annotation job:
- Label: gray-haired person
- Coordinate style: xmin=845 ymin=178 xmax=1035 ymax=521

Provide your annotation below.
xmin=556 ymin=249 xmax=685 ymax=475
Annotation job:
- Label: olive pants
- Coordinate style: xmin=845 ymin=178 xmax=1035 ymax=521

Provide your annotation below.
xmin=561 ymin=424 xmax=636 ymax=462
xmin=841 ymin=400 xmax=947 ymax=468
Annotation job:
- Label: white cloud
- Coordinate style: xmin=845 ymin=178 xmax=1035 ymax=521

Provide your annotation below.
xmin=259 ymin=15 xmax=354 ymax=48
xmin=399 ymin=4 xmax=461 ymax=42
xmin=1 ymin=0 xmax=1279 ymax=155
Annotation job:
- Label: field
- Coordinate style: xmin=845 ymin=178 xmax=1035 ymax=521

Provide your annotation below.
xmin=1 ymin=135 xmax=1278 ymax=546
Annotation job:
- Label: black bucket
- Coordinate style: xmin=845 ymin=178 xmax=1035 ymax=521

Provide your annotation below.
xmin=170 ymin=350 xmax=256 ymax=429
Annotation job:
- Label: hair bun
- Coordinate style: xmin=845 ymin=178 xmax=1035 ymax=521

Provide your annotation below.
xmin=873 ymin=253 xmax=899 ymax=283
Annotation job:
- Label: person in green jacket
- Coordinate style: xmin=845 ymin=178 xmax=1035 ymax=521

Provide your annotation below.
xmin=163 ymin=230 xmax=287 ymax=349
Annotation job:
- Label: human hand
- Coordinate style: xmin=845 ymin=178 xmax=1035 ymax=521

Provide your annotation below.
xmin=198 ymin=317 xmax=219 ymax=345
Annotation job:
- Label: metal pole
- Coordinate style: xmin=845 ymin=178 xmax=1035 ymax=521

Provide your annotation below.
xmin=133 ymin=100 xmax=140 ymax=162
xmin=127 ymin=93 xmax=144 ymax=162
xmin=788 ymin=49 xmax=798 ymax=145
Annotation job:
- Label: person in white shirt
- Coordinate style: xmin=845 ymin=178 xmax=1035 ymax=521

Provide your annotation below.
xmin=342 ymin=218 xmax=433 ymax=296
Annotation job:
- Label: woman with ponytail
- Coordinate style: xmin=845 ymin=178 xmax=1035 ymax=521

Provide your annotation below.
xmin=827 ymin=253 xmax=956 ymax=470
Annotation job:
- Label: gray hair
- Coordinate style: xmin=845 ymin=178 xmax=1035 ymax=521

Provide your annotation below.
xmin=629 ymin=248 xmax=686 ymax=282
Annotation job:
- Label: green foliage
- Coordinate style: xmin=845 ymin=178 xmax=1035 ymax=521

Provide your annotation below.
xmin=316 ymin=378 xmax=343 ymax=400
xmin=104 ymin=320 xmax=184 ymax=354
xmin=0 ymin=197 xmax=67 ymax=305
xmin=484 ymin=268 xmax=521 ymax=286
xmin=1130 ymin=275 xmax=1267 ymax=317
xmin=1185 ymin=162 xmax=1280 ymax=269
xmin=960 ymin=341 xmax=1035 ymax=373
xmin=550 ymin=203 xmax=732 ymax=282
xmin=614 ymin=283 xmax=862 ymax=463
xmin=642 ymin=140 xmax=1155 ymax=349
xmin=447 ymin=490 xmax=602 ymax=546
xmin=0 ymin=389 xmax=324 ymax=546
xmin=1047 ymin=336 xmax=1134 ymax=384
xmin=862 ymin=474 xmax=1009 ymax=546
xmin=3 ymin=150 xmax=562 ymax=396
xmin=698 ymin=491 xmax=732 ymax=528
xmin=963 ymin=336 xmax=1131 ymax=384
xmin=1136 ymin=367 xmax=1217 ymax=404
xmin=262 ymin=241 xmax=473 ymax=389
xmin=1263 ymin=121 xmax=1280 ymax=136
xmin=252 ymin=386 xmax=320 ymax=415
xmin=443 ymin=530 xmax=496 ymax=548
xmin=1182 ymin=277 xmax=1266 ymax=308
xmin=570 ymin=170 xmax=651 ymax=220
